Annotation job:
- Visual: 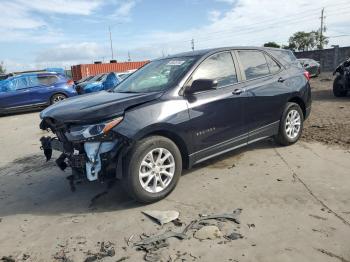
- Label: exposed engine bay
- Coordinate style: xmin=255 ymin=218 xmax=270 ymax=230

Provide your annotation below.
xmin=39 ymin=116 xmax=128 ymax=184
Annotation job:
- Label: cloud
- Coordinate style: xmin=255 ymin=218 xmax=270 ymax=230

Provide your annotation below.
xmin=114 ymin=1 xmax=137 ymax=17
xmin=123 ymin=0 xmax=350 ymax=55
xmin=208 ymin=10 xmax=222 ymax=23
xmin=0 ymin=0 xmax=106 ymax=44
xmin=16 ymin=0 xmax=102 ymax=15
xmin=36 ymin=42 xmax=108 ymax=63
xmin=108 ymin=0 xmax=138 ymax=22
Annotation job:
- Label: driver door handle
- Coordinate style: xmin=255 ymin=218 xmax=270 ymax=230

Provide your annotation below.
xmin=232 ymin=88 xmax=244 ymax=95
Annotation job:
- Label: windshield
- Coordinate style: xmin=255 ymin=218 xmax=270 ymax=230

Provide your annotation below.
xmin=113 ymin=56 xmax=198 ymax=93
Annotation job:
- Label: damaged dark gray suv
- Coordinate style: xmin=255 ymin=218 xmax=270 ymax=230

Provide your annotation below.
xmin=40 ymin=47 xmax=311 ymax=203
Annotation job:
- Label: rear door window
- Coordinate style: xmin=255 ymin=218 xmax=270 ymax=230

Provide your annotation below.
xmin=190 ymin=52 xmax=238 ymax=88
xmin=37 ymin=75 xmax=59 ymax=86
xmin=265 ymin=55 xmax=281 ymax=74
xmin=237 ymin=50 xmax=270 ymax=80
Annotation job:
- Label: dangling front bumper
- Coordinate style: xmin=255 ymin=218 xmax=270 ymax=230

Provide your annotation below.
xmin=40 ymin=136 xmax=122 ymax=182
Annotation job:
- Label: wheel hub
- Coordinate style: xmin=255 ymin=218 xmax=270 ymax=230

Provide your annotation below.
xmin=139 ymin=148 xmax=175 ymax=193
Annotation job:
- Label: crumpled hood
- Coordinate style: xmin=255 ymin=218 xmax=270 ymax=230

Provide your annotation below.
xmin=40 ymin=91 xmax=162 ymax=124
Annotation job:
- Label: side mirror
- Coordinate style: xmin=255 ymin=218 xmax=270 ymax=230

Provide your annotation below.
xmin=186 ymin=79 xmax=218 ymax=95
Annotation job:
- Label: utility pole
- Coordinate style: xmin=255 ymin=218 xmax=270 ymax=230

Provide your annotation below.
xmin=191 ymin=38 xmax=195 ymax=51
xmin=319 ymin=8 xmax=325 ymax=49
xmin=109 ymin=26 xmax=114 ymax=60
xmin=128 ymin=51 xmax=131 ymax=61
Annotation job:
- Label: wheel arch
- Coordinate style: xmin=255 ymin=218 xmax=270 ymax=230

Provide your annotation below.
xmin=49 ymin=92 xmax=68 ymax=104
xmin=288 ymin=96 xmax=306 ymax=118
xmin=138 ymin=129 xmax=190 ymax=169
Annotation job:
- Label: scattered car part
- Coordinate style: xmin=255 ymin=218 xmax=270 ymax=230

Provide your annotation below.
xmin=134 ymin=230 xmax=187 ymax=252
xmin=142 ymin=210 xmax=180 ymax=225
xmin=224 ymin=232 xmax=243 ymax=240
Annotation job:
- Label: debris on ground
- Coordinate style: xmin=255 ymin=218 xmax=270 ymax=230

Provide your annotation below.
xmin=247 ymin=223 xmax=255 ymax=229
xmin=194 ymin=225 xmax=222 ymax=240
xmin=125 ymin=234 xmax=135 ymax=246
xmin=53 ymin=250 xmax=73 ymax=262
xmin=142 ymin=210 xmax=179 ymax=225
xmin=1 ymin=256 xmax=15 ymax=262
xmin=84 ymin=241 xmax=115 ymax=262
xmin=133 ymin=208 xmax=243 ymax=260
xmin=116 ymin=256 xmax=130 ymax=262
xmin=134 ymin=231 xmax=187 ymax=252
xmin=224 ymin=232 xmax=243 ymax=240
xmin=22 ymin=254 xmax=30 ymax=260
xmin=172 ymin=218 xmax=183 ymax=227
xmin=309 ymin=214 xmax=327 ymax=221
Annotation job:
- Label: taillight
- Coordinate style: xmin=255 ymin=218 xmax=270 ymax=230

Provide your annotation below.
xmin=67 ymin=79 xmax=74 ymax=86
xmin=303 ymin=71 xmax=310 ymax=81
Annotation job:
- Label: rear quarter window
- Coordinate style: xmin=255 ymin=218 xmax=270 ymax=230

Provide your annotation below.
xmin=269 ymin=49 xmax=300 ymax=68
xmin=237 ymin=50 xmax=270 ymax=80
xmin=37 ymin=75 xmax=59 ymax=86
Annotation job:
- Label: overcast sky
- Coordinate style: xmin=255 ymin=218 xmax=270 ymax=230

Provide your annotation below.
xmin=1 ymin=0 xmax=350 ymax=72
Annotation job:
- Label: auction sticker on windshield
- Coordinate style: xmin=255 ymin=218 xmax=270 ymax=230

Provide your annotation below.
xmin=167 ymin=60 xmax=185 ymax=66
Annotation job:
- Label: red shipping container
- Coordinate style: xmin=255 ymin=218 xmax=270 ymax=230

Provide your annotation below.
xmin=71 ymin=61 xmax=149 ymax=81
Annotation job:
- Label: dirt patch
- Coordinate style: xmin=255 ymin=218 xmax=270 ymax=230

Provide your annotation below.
xmin=301 ymin=73 xmax=350 ymax=149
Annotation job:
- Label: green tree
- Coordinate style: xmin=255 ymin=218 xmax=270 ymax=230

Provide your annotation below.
xmin=312 ymin=30 xmax=329 ymax=50
xmin=288 ymin=31 xmax=317 ymax=51
xmin=0 ymin=61 xmax=5 ymax=74
xmin=263 ymin=42 xmax=281 ymax=48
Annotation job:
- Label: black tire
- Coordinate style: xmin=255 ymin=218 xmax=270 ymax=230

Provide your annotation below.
xmin=333 ymin=76 xmax=347 ymax=97
xmin=274 ymin=102 xmax=304 ymax=146
xmin=50 ymin=93 xmax=67 ymax=105
xmin=123 ymin=136 xmax=182 ymax=203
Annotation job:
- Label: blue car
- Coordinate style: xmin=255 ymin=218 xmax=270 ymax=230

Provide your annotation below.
xmin=77 ymin=72 xmax=121 ymax=94
xmin=0 ymin=72 xmax=77 ymax=114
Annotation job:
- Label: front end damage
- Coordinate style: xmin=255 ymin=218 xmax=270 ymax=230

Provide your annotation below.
xmin=39 ymin=117 xmax=129 ymax=184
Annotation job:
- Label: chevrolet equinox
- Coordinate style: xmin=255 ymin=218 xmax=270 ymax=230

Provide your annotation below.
xmin=40 ymin=47 xmax=311 ymax=203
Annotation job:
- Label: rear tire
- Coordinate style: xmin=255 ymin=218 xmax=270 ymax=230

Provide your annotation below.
xmin=50 ymin=93 xmax=67 ymax=105
xmin=274 ymin=102 xmax=304 ymax=146
xmin=123 ymin=136 xmax=182 ymax=203
xmin=333 ymin=76 xmax=347 ymax=97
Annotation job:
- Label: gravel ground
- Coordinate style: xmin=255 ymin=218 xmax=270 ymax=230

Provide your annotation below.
xmin=302 ymin=73 xmax=350 ymax=148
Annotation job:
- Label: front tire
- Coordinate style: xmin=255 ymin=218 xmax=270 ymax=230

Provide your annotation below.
xmin=50 ymin=93 xmax=67 ymax=104
xmin=333 ymin=76 xmax=347 ymax=97
xmin=274 ymin=102 xmax=304 ymax=146
xmin=123 ymin=136 xmax=182 ymax=203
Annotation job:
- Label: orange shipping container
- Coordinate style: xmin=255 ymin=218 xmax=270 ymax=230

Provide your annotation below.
xmin=71 ymin=61 xmax=149 ymax=81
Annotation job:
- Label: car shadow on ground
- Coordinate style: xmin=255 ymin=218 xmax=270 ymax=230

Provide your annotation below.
xmin=0 ymin=139 xmax=275 ymax=217
xmin=0 ymin=108 xmax=43 ymax=117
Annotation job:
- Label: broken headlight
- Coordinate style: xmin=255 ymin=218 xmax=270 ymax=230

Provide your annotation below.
xmin=66 ymin=116 xmax=123 ymax=140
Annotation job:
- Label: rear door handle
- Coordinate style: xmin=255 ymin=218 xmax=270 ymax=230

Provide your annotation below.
xmin=278 ymin=77 xmax=286 ymax=83
xmin=232 ymin=88 xmax=244 ymax=95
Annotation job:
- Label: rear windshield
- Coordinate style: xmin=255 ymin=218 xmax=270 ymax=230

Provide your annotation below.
xmin=269 ymin=49 xmax=301 ymax=68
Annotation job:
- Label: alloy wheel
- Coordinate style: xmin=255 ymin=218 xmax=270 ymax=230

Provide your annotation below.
xmin=52 ymin=95 xmax=66 ymax=104
xmin=285 ymin=109 xmax=301 ymax=139
xmin=139 ymin=148 xmax=175 ymax=193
